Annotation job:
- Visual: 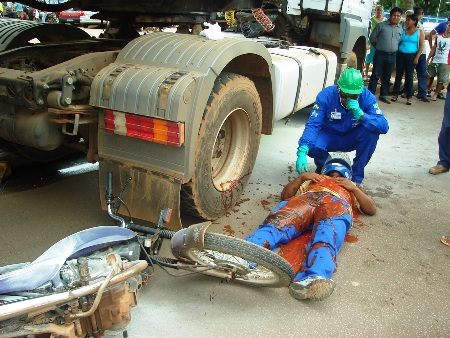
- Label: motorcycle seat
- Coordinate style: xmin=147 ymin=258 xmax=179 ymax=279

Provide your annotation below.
xmin=0 ymin=226 xmax=136 ymax=294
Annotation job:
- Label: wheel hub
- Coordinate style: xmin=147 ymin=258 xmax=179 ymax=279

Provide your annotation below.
xmin=211 ymin=108 xmax=250 ymax=191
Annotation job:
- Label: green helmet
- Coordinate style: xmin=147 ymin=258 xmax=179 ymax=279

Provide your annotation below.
xmin=337 ymin=68 xmax=364 ymax=94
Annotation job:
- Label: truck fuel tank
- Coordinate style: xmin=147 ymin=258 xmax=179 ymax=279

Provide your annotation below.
xmin=0 ymin=107 xmax=64 ymax=151
xmin=268 ymin=46 xmax=337 ymax=120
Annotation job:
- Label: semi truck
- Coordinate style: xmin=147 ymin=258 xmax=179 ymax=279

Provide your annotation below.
xmin=0 ymin=0 xmax=373 ymax=228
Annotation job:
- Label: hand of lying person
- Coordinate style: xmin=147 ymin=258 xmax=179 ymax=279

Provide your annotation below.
xmin=302 ymin=172 xmax=323 ymax=182
xmin=334 ymin=177 xmax=357 ymax=192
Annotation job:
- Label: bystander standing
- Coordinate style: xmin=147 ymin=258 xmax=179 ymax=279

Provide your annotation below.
xmin=429 ymin=87 xmax=450 ymax=174
xmin=428 ymin=16 xmax=450 ymax=49
xmin=426 ymin=22 xmax=450 ymax=101
xmin=15 ymin=2 xmax=22 ymax=19
xmin=414 ymin=7 xmax=430 ymax=102
xmin=391 ymin=13 xmax=424 ymax=105
xmin=368 ymin=7 xmax=403 ymax=104
xmin=364 ymin=5 xmax=385 ymax=81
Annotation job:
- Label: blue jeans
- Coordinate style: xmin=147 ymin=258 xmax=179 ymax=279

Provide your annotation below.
xmin=244 ymin=193 xmax=352 ymax=282
xmin=438 ymin=93 xmax=450 ymax=168
xmin=307 ymin=126 xmax=380 ymax=184
xmin=393 ymin=52 xmax=416 ymax=98
xmin=368 ymin=50 xmax=396 ymax=98
xmin=416 ymin=54 xmax=427 ymax=98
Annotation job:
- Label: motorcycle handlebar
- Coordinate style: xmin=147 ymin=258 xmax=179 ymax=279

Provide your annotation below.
xmin=126 ymin=223 xmax=175 ymax=239
xmin=106 ymin=172 xmax=113 ymax=202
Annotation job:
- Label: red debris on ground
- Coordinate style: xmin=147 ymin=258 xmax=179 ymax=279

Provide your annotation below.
xmin=344 ymin=233 xmax=359 ymax=242
xmin=223 ymin=225 xmax=235 ymax=236
xmin=236 ymin=198 xmax=250 ymax=206
xmin=353 ymin=219 xmax=366 ymax=227
xmin=260 ymin=200 xmax=270 ymax=208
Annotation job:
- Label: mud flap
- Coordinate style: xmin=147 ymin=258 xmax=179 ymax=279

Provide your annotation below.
xmin=99 ymin=160 xmax=182 ymax=230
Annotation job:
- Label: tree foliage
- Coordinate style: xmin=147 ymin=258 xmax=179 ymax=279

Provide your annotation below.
xmin=377 ymin=0 xmax=450 ymax=17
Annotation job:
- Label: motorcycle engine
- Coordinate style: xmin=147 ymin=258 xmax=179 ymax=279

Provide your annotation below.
xmin=60 ymin=239 xmax=144 ymax=334
xmin=59 ymin=240 xmax=140 ymax=288
xmin=0 ymin=239 xmax=146 ymax=337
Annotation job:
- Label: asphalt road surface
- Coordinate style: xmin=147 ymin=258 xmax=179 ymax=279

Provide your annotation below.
xmin=0 ymin=91 xmax=449 ymax=337
xmin=0 ymin=26 xmax=448 ymax=338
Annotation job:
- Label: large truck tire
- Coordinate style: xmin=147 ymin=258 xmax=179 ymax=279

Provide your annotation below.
xmin=346 ymin=51 xmax=358 ymax=70
xmin=181 ymin=72 xmax=262 ymax=220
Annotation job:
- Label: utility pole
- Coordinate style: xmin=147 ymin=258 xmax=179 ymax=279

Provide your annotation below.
xmin=405 ymin=0 xmax=415 ymax=11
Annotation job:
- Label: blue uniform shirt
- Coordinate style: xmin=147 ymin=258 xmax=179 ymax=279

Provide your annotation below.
xmin=434 ymin=21 xmax=448 ymax=35
xmin=299 ymin=86 xmax=389 ymax=148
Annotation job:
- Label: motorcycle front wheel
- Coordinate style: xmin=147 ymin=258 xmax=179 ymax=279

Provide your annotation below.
xmin=178 ymin=233 xmax=295 ymax=287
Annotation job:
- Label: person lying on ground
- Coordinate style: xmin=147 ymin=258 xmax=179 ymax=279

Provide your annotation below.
xmin=244 ymin=154 xmax=376 ymax=301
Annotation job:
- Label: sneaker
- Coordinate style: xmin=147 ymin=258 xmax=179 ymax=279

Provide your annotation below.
xmin=426 ymin=90 xmax=432 ymax=97
xmin=440 ymin=235 xmax=450 ymax=247
xmin=379 ymin=97 xmax=391 ymax=104
xmin=437 ymin=93 xmax=446 ymax=100
xmin=416 ymin=96 xmax=430 ymax=102
xmin=429 ymin=164 xmax=449 ymax=175
xmin=288 ymin=276 xmax=335 ymax=301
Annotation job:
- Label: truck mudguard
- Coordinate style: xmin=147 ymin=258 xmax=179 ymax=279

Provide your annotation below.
xmin=91 ymin=32 xmax=273 ymax=180
xmin=90 ymin=32 xmax=274 ymax=228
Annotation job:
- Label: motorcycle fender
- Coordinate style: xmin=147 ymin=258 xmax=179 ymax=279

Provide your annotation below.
xmin=170 ymin=221 xmax=211 ymax=258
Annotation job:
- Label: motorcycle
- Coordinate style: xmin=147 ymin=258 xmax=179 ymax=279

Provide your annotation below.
xmin=0 ymin=173 xmax=294 ymax=337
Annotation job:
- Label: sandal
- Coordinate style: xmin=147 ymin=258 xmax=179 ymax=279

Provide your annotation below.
xmin=406 ymin=99 xmax=412 ymax=105
xmin=441 ymin=236 xmax=450 ymax=247
xmin=391 ymin=96 xmax=398 ymax=102
xmin=431 ymin=95 xmax=437 ymax=101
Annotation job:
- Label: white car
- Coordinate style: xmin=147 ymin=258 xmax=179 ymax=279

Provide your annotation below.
xmin=80 ymin=11 xmax=104 ymax=27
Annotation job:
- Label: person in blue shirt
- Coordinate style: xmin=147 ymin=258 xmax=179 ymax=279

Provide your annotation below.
xmin=428 ymin=15 xmax=450 ymax=49
xmin=391 ymin=13 xmax=425 ymax=105
xmin=295 ymin=68 xmax=389 ymax=184
xmin=15 ymin=2 xmax=23 ymax=18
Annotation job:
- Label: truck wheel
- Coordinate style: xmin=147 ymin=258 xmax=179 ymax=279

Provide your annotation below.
xmin=181 ymin=73 xmax=262 ymax=220
xmin=346 ymin=51 xmax=358 ymax=69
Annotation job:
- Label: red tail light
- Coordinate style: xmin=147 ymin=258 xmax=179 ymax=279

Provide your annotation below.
xmin=104 ymin=110 xmax=185 ymax=147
